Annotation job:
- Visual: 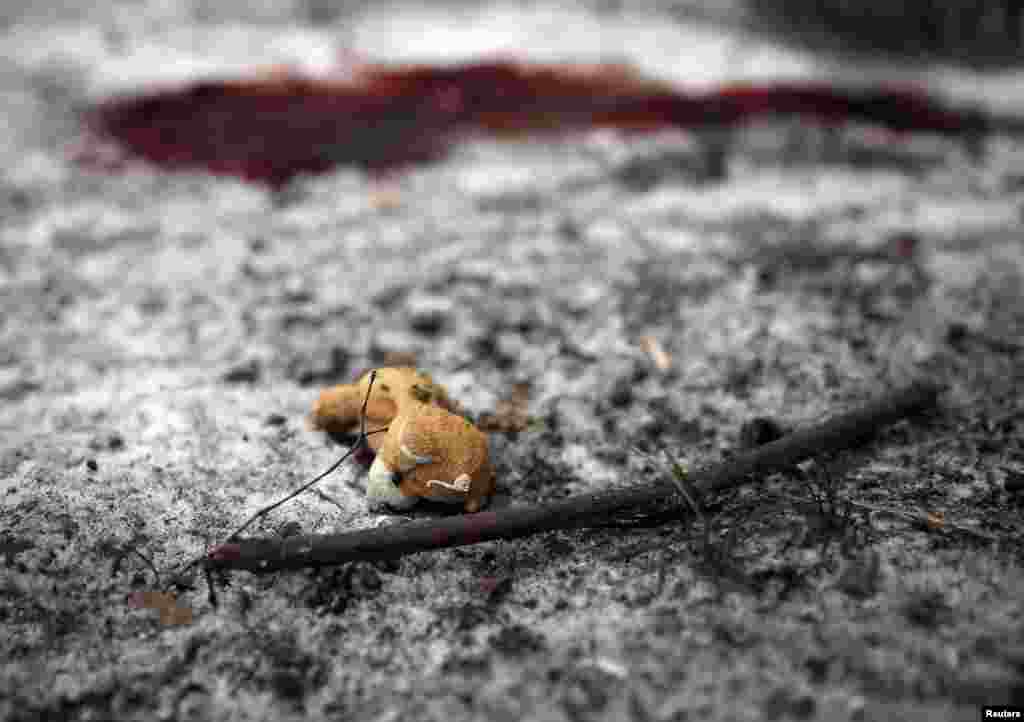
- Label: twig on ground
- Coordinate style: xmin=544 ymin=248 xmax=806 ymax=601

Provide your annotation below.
xmin=778 ymin=494 xmax=1002 ymax=543
xmin=163 ymin=371 xmax=384 ymax=590
xmin=205 ymin=381 xmax=940 ymax=573
xmin=111 ymin=546 xmax=163 ymax=587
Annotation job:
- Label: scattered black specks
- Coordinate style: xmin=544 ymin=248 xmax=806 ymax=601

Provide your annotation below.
xmin=946 ymin=321 xmax=969 ymax=350
xmin=699 ymin=132 xmax=731 ymax=183
xmin=302 ymin=564 xmax=373 ymax=615
xmin=739 ymin=417 xmax=786 ymax=449
xmin=136 ymin=292 xmax=166 ymax=315
xmin=366 ymin=625 xmax=397 ymax=667
xmin=0 ymin=379 xmax=41 ymax=402
xmin=232 ymin=588 xmax=253 ymax=618
xmin=835 ymin=550 xmax=882 ymax=599
xmin=561 ymin=664 xmax=621 ymax=718
xmin=903 ymin=590 xmax=953 ymax=629
xmin=823 ymin=363 xmax=841 ymax=389
xmin=440 ymin=651 xmax=492 ymax=678
xmin=223 ymin=359 xmax=262 ymax=384
xmin=256 ymin=632 xmax=326 ymax=706
xmin=353 ymin=564 xmax=383 ymax=593
xmin=287 ymin=346 xmax=349 ymax=386
xmin=976 ymin=437 xmax=1002 ymax=454
xmin=631 ymin=364 xmax=650 ymax=384
xmin=762 ymin=688 xmax=816 ymax=720
xmin=637 ymin=398 xmax=700 ymax=445
xmin=407 ymin=293 xmax=454 ymax=336
xmin=489 ymin=624 xmax=546 ymax=657
xmin=370 ymin=286 xmax=407 ymax=309
xmin=264 ymin=413 xmax=287 ymax=427
xmin=724 ymin=357 xmax=763 ymax=397
xmin=0 ymin=535 xmax=33 ymax=563
xmin=804 ymin=656 xmax=830 ymax=684
xmin=476 ymin=189 xmax=544 ymax=214
xmin=408 ymin=309 xmax=450 ymax=337
xmin=596 ymin=445 xmax=629 ymax=465
xmin=558 ymin=217 xmax=583 ymax=243
xmin=451 ymin=602 xmax=492 ymax=632
xmin=282 ymin=284 xmax=315 ymax=305
xmin=278 ymin=310 xmax=325 ymax=329
xmin=410 ymin=313 xmax=445 ymax=335
xmin=482 ymin=575 xmax=514 ymax=605
xmin=90 ymin=432 xmax=124 ymax=452
xmin=1 ymin=185 xmax=34 ymax=214
xmin=607 ymin=378 xmax=633 ymax=408
xmin=472 ymin=329 xmax=517 ymax=370
xmin=614 ymin=149 xmax=700 ymax=192
xmin=371 ymin=558 xmax=401 ymax=574
xmin=887 ymin=230 xmax=920 ymax=260
xmin=544 ymin=537 xmax=574 ymax=558
xmin=712 ymin=620 xmax=757 ymax=649
xmin=270 ymin=670 xmax=305 ymax=701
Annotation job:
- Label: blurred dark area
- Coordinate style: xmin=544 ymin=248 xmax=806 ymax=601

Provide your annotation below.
xmin=747 ymin=0 xmax=1024 ymax=68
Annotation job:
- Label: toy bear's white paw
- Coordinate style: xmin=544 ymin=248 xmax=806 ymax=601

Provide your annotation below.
xmin=366 ymin=456 xmax=419 ymax=510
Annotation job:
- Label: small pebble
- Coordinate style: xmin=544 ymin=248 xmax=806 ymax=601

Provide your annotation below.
xmin=288 ymin=346 xmax=348 ymax=386
xmin=946 ymin=322 xmax=969 ymax=350
xmin=222 ymin=359 xmax=262 ymax=384
xmin=739 ymin=417 xmax=786 ymax=449
xmin=407 ymin=294 xmax=453 ymax=335
xmin=86 ymin=458 xmax=98 ymax=472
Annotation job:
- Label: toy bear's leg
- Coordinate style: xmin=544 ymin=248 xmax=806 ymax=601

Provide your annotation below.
xmin=464 ymin=461 xmax=496 ymax=513
xmin=464 ymin=473 xmax=495 ymax=513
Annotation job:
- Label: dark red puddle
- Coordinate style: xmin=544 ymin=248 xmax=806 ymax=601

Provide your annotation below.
xmin=80 ymin=61 xmax=993 ymax=188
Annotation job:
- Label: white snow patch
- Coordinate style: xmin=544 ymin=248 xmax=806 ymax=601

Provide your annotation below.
xmin=561 ymin=441 xmax=618 ymax=488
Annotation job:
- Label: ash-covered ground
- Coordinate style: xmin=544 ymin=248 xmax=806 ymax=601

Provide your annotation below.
xmin=1 ymin=2 xmax=1022 ymax=721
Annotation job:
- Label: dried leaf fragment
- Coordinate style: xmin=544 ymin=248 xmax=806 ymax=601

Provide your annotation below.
xmin=477 ymin=382 xmax=533 ymax=433
xmin=128 ymin=590 xmax=194 ymax=625
xmin=640 ymin=335 xmax=672 ymax=371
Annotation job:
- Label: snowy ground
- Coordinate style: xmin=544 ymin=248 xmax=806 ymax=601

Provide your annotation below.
xmin=1 ymin=2 xmax=1023 ymax=721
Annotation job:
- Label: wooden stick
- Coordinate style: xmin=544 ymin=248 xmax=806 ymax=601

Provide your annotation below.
xmin=205 ymin=382 xmax=939 ymax=573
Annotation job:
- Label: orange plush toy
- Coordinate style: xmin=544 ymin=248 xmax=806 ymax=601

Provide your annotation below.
xmin=311 ymin=368 xmax=495 ymax=512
